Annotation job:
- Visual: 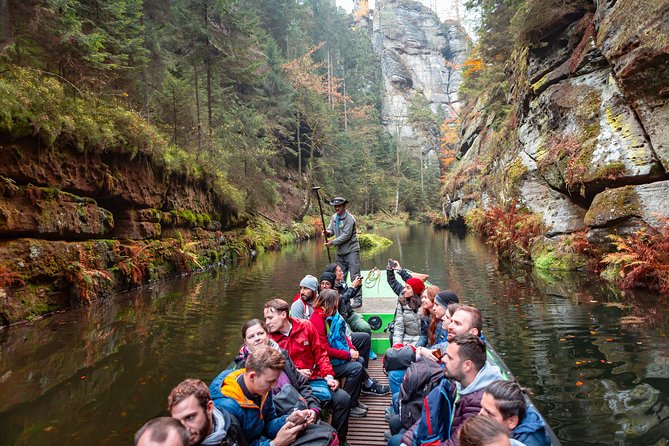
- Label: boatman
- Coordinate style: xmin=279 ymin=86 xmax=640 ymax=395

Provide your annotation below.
xmin=323 ymin=196 xmax=361 ymax=306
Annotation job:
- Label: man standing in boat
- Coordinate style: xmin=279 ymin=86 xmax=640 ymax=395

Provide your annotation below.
xmin=323 ymin=197 xmax=361 ymax=307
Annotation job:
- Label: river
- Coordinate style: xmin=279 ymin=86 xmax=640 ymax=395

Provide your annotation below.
xmin=0 ymin=224 xmax=667 ymax=445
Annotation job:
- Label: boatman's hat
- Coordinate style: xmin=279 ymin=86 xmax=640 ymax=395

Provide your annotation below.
xmin=329 ymin=196 xmax=349 ymax=206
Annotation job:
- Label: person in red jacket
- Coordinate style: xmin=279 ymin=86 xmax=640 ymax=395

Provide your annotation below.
xmin=263 ymin=298 xmax=354 ymax=443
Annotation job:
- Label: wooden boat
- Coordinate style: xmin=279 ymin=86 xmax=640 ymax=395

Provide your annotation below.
xmin=348 ymin=268 xmax=562 ymax=446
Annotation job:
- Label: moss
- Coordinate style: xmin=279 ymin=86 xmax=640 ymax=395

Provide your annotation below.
xmin=506 ymin=158 xmax=528 ymax=187
xmin=358 ymin=233 xmax=393 ymax=250
xmin=584 ymin=185 xmax=641 ymax=226
xmin=594 ymin=162 xmax=626 ymax=180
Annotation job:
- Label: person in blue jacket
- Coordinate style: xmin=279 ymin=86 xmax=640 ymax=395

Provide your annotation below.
xmin=479 ymin=380 xmax=551 ymax=446
xmin=210 ymin=347 xmax=314 ymax=446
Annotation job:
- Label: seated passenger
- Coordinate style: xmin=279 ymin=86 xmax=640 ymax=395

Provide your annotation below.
xmin=135 ymin=417 xmax=190 ymax=446
xmin=209 ymin=347 xmax=312 ymax=446
xmin=479 ymin=381 xmax=551 ymax=446
xmin=167 ymin=378 xmax=245 ymax=446
xmin=387 ymin=259 xmax=424 ymax=346
xmin=234 ymin=319 xmax=322 ymax=420
xmin=398 ymin=334 xmax=504 ymax=446
xmin=458 ymin=415 xmax=513 ymax=446
xmin=290 ymin=275 xmax=318 ymax=320
xmin=263 ymin=299 xmax=353 ymax=443
xmin=322 ymin=262 xmax=370 ymax=334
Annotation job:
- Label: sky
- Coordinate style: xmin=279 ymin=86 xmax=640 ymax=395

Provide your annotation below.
xmin=336 ymin=0 xmax=478 ymax=37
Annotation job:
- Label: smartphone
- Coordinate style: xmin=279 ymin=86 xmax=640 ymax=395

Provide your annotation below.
xmin=432 ymin=348 xmax=443 ymax=361
xmin=388 ymin=259 xmax=394 ymax=269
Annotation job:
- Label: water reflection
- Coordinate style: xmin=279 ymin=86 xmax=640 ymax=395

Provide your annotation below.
xmin=0 ymin=225 xmax=667 ymax=445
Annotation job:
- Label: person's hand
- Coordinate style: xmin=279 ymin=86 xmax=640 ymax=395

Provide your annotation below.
xmin=326 ymin=378 xmax=340 ymax=391
xmin=419 ymin=347 xmax=438 ymax=362
xmin=274 ymin=421 xmax=305 ymax=446
xmin=297 ymin=368 xmax=313 ymax=379
xmin=307 ymin=409 xmax=319 ymax=424
xmin=324 ymin=241 xmax=332 ymax=247
xmin=393 ymin=260 xmax=401 ymax=270
xmin=349 ymin=349 xmax=360 ymax=360
xmin=286 ymin=409 xmax=311 ymax=425
xmin=352 ymin=276 xmax=362 ymax=288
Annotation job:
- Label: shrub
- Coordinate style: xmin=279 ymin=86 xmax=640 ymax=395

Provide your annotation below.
xmin=601 ymin=219 xmax=669 ymax=294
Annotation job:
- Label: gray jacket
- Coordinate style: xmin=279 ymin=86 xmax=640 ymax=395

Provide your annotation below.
xmin=326 ymin=211 xmax=359 ymax=255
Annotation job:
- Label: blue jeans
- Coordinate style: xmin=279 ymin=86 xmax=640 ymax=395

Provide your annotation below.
xmin=388 ymin=369 xmax=406 ymax=412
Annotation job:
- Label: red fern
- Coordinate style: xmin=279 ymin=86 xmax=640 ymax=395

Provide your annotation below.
xmin=602 ymin=218 xmax=669 ymax=294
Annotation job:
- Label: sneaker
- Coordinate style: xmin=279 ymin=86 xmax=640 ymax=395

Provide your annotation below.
xmin=369 ymin=350 xmax=377 ymax=360
xmin=384 ymin=406 xmax=395 ymax=422
xmin=362 ymin=381 xmax=390 ymax=396
xmin=350 ymin=406 xmax=368 ymax=418
xmin=357 ymin=402 xmax=369 ymax=410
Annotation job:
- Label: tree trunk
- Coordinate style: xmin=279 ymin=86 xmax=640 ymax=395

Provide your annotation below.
xmin=297 ymin=110 xmax=302 ymax=173
xmin=194 ymin=64 xmax=202 ymax=152
xmin=172 ymin=84 xmax=178 ymax=145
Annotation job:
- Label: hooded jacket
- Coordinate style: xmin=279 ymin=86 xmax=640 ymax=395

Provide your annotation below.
xmin=310 ymin=307 xmax=356 ymax=364
xmin=512 ymin=405 xmax=551 ymax=446
xmin=209 ymin=368 xmax=287 ymax=446
xmin=388 ymin=268 xmax=422 ymax=346
xmin=402 ymin=364 xmax=504 ymax=446
xmin=201 ymin=406 xmax=246 ymax=446
xmin=269 ymin=317 xmax=336 ymax=380
xmin=233 ymin=339 xmax=321 ymax=413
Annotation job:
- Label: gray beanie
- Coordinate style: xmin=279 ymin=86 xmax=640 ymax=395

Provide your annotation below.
xmin=300 ymin=275 xmax=319 ymax=292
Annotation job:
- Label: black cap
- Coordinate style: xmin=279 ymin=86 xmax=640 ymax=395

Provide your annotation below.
xmin=329 ymin=196 xmax=349 ymax=206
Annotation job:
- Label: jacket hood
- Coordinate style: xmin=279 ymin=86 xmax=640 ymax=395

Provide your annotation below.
xmin=457 ymin=364 xmax=504 ymax=395
xmin=514 ymin=405 xmax=546 ymax=434
xmin=201 ymin=406 xmax=230 ymax=445
xmin=210 ymin=368 xmax=267 ymax=412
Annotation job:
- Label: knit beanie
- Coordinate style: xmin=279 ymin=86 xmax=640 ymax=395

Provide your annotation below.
xmin=318 ymin=272 xmax=336 ymax=288
xmin=406 ymin=277 xmax=425 ymax=296
xmin=435 ymin=290 xmax=459 ymax=307
xmin=300 ymin=275 xmax=319 ymax=292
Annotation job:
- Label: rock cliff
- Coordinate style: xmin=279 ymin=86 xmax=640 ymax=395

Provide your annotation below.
xmin=373 ymin=0 xmax=469 ymax=152
xmin=445 ymin=0 xmax=669 ymax=252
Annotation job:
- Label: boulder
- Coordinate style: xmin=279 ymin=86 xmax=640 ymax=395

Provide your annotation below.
xmin=584 ymin=181 xmax=669 ymax=230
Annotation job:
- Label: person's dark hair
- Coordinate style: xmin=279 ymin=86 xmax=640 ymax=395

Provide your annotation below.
xmin=313 ymin=288 xmax=340 ymax=316
xmin=242 ymin=319 xmax=268 ymax=339
xmin=319 ymin=272 xmax=336 ymax=289
xmin=458 ymin=415 xmax=509 ymax=446
xmin=324 ymin=263 xmax=337 ymax=274
xmin=452 ymin=333 xmax=486 ymax=371
xmin=246 ymin=345 xmax=286 ymax=374
xmin=447 ymin=303 xmax=461 ymax=316
xmin=484 ymin=380 xmax=527 ymax=421
xmin=264 ymin=298 xmax=291 ymax=316
xmin=455 ymin=305 xmax=483 ymax=334
xmin=168 ymin=378 xmax=211 ymax=412
xmin=134 ymin=417 xmax=189 ymax=446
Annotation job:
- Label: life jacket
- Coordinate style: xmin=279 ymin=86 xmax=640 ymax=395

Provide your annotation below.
xmin=398 ymin=358 xmax=444 ymax=430
xmin=325 ymin=312 xmax=349 ymax=366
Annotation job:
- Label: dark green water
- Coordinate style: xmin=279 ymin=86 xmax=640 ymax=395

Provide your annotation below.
xmin=0 ymin=224 xmax=667 ymax=445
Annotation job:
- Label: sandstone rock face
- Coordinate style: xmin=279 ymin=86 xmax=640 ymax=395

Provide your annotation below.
xmin=374 ymin=0 xmax=469 ymax=151
xmin=445 ymin=0 xmax=669 ymax=243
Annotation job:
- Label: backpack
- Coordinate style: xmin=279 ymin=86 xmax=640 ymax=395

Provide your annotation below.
xmin=398 ymin=358 xmax=444 ymax=429
xmin=292 ymin=423 xmax=339 ymax=446
xmin=273 ymin=384 xmax=309 ymax=416
xmin=412 ymin=379 xmax=455 ymax=446
xmin=383 ymin=345 xmax=416 ymax=373
xmin=326 ymin=312 xmax=350 ymax=366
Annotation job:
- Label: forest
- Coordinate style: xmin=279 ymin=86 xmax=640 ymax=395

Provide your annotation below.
xmin=0 ymin=0 xmax=440 ymax=218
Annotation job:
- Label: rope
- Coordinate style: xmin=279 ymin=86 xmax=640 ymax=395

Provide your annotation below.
xmin=364 ymin=267 xmax=381 ymax=288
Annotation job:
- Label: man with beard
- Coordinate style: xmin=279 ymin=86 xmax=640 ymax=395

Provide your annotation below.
xmin=169 ymin=379 xmax=245 ymax=446
xmin=447 ymin=305 xmax=483 ymax=342
xmin=398 ymin=334 xmax=504 ymax=446
xmin=290 ymin=275 xmax=318 ymax=320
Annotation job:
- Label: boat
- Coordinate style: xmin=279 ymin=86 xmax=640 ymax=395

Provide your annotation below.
xmin=348 ymin=268 xmax=562 ymax=446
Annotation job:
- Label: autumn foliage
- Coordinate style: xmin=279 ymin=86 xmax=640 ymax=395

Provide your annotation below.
xmin=602 ymin=219 xmax=669 ymax=294
xmin=465 ymin=202 xmax=544 ymax=261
